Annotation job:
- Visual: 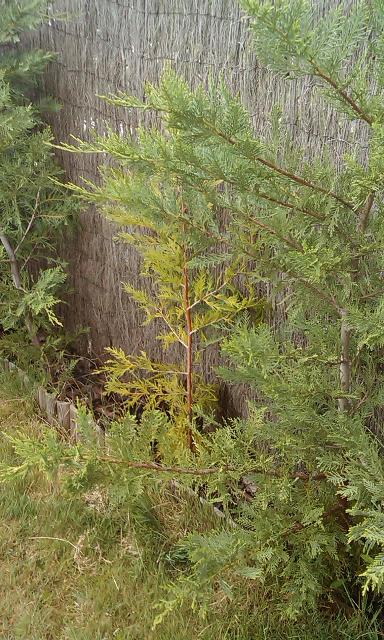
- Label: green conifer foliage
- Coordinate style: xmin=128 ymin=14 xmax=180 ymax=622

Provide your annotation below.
xmin=131 ymin=0 xmax=384 ymax=617
xmin=0 ymin=0 xmax=76 ymax=346
xmin=62 ymin=128 xmax=257 ymax=451
xmin=6 ymin=0 xmax=384 ymax=623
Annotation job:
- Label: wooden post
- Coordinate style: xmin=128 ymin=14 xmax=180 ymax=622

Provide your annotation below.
xmin=69 ymin=404 xmax=79 ymax=442
xmin=45 ymin=392 xmax=57 ymax=425
xmin=38 ymin=387 xmax=46 ymax=412
xmin=56 ymin=400 xmax=71 ymax=433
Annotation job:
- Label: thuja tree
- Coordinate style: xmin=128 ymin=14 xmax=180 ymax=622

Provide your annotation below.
xmin=69 ymin=0 xmax=384 ymax=616
xmin=128 ymin=0 xmax=384 ymax=617
xmin=5 ymin=0 xmax=384 ymax=622
xmin=62 ymin=128 xmax=256 ymax=452
xmin=0 ymin=0 xmax=75 ymax=347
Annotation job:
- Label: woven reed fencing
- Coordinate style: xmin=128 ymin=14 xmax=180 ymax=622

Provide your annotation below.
xmin=22 ymin=0 xmax=368 ymax=414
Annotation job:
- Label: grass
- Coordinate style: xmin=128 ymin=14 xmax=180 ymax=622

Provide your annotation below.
xmin=0 ymin=370 xmax=382 ymax=639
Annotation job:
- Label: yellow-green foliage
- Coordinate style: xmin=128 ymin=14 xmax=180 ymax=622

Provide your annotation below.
xmin=64 ymin=128 xmax=258 ymax=451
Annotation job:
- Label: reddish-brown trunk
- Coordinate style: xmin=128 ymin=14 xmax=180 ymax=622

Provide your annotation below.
xmin=183 ymin=250 xmax=194 ymax=451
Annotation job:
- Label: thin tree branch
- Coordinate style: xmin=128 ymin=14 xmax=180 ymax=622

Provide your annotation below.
xmin=188 ymin=280 xmax=229 ymax=311
xmin=254 ymin=156 xmax=353 ymax=210
xmin=0 ymin=231 xmax=40 ymax=347
xmin=258 ymin=13 xmax=372 ymax=126
xmin=338 ymin=310 xmax=351 ymax=412
xmin=205 ymin=123 xmax=355 ymax=211
xmin=15 ymin=189 xmax=40 ymax=254
xmin=190 ymin=312 xmax=236 ymax=335
xmin=312 ymin=64 xmax=373 ymax=126
xmin=91 ymin=454 xmax=327 ymax=481
xmin=220 ymin=175 xmax=326 ymax=221
xmin=357 ymin=191 xmax=375 ymax=233
xmin=243 ymin=211 xmax=304 ymax=252
xmin=183 ymin=242 xmax=194 ymax=452
xmin=240 ymin=245 xmax=342 ymax=314
xmin=256 ymin=190 xmax=326 ymax=221
xmin=158 ymin=310 xmax=188 ymax=349
xmin=0 ymin=232 xmax=24 ymax=290
xmin=229 ymin=202 xmax=304 ymax=252
xmin=293 ymin=275 xmax=342 ymax=314
xmin=359 ymin=288 xmax=384 ymax=301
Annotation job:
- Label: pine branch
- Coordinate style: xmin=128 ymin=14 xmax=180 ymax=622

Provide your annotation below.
xmin=255 ymin=156 xmax=353 ymax=210
xmin=232 ymin=184 xmax=352 ymax=243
